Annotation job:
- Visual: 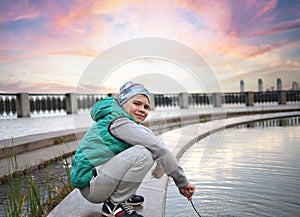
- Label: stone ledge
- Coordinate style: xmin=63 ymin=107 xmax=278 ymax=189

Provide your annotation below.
xmin=0 ymin=128 xmax=87 ymax=159
xmin=48 ymin=176 xmax=169 ymax=217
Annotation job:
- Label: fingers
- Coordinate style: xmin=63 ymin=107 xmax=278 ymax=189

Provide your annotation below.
xmin=184 ymin=188 xmax=193 ymax=200
xmin=179 ymin=183 xmax=195 ymax=200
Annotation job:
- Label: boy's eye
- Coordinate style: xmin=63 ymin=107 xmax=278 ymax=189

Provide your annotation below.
xmin=132 ymin=101 xmax=149 ymax=110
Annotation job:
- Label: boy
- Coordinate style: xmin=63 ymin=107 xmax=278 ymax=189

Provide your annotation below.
xmin=70 ymin=82 xmax=195 ymax=217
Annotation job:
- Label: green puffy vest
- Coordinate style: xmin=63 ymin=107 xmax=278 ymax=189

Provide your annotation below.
xmin=70 ymin=97 xmax=136 ymax=188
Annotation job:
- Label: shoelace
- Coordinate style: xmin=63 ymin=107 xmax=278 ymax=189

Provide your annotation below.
xmin=127 ymin=194 xmax=136 ymax=202
xmin=120 ymin=202 xmax=134 ymax=215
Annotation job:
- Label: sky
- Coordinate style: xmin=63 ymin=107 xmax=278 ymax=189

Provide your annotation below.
xmin=0 ymin=0 xmax=300 ymax=94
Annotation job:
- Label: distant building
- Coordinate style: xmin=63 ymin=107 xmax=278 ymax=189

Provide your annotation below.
xmin=240 ymin=80 xmax=245 ymax=92
xmin=277 ymin=78 xmax=282 ymax=91
xmin=258 ymin=79 xmax=263 ymax=92
xmin=292 ymin=81 xmax=299 ymax=90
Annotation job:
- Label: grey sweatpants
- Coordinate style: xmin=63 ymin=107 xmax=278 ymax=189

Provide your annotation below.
xmin=79 ymin=145 xmax=154 ymax=204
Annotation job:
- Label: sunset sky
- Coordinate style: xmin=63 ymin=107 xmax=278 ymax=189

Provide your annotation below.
xmin=0 ymin=0 xmax=300 ymax=94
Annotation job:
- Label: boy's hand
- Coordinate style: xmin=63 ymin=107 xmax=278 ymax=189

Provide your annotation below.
xmin=178 ymin=183 xmax=195 ymax=200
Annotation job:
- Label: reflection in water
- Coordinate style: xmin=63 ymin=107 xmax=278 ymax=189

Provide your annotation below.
xmin=237 ymin=116 xmax=300 ymax=128
xmin=166 ymin=118 xmax=300 ymax=217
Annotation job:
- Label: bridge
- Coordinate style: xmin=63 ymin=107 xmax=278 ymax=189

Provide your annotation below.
xmin=1 ymin=90 xmax=299 ymax=118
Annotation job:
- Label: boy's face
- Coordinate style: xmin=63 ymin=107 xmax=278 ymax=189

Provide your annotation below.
xmin=122 ymin=94 xmax=150 ymax=123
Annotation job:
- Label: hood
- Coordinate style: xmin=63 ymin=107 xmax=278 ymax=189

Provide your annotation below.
xmin=90 ymin=97 xmax=134 ymax=122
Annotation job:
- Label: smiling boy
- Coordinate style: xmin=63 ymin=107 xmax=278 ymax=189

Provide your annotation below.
xmin=70 ymin=81 xmax=195 ymax=217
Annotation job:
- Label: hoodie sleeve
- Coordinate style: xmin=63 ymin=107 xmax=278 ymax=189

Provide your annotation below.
xmin=109 ymin=117 xmax=189 ymax=188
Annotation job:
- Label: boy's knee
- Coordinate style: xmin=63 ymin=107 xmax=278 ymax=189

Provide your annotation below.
xmin=133 ymin=145 xmax=154 ymax=165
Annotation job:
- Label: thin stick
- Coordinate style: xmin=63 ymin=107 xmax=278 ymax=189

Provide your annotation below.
xmin=190 ymin=199 xmax=202 ymax=217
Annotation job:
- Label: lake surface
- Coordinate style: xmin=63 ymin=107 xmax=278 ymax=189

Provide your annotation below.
xmin=166 ymin=119 xmax=300 ymax=217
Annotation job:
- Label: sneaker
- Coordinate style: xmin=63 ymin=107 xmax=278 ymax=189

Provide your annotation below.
xmin=126 ymin=195 xmax=144 ymax=206
xmin=102 ymin=200 xmax=143 ymax=217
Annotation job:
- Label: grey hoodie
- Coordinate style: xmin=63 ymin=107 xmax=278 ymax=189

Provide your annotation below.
xmin=110 ymin=117 xmax=189 ymax=188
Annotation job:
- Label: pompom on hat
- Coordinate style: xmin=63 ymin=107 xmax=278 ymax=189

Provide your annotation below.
xmin=119 ymin=81 xmax=151 ymax=105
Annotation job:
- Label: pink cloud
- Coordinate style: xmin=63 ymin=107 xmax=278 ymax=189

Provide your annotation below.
xmin=224 ymin=0 xmax=278 ymax=38
xmin=50 ymin=1 xmax=95 ymax=31
xmin=175 ymin=0 xmax=232 ymax=32
xmin=0 ymin=79 xmax=77 ymax=94
xmin=248 ymin=18 xmax=300 ymax=38
xmin=0 ymin=0 xmax=70 ymax=23
xmin=0 ymin=1 xmax=108 ymax=64
xmin=175 ymin=0 xmax=283 ymax=40
xmin=242 ymin=40 xmax=294 ymax=58
xmin=247 ymin=0 xmax=278 ymax=17
xmin=44 ymin=49 xmax=98 ymax=58
xmin=0 ymin=0 xmax=37 ymax=23
xmin=174 ymin=0 xmax=300 ymax=60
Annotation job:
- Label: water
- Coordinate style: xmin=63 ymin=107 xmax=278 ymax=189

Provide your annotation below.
xmin=166 ymin=120 xmax=300 ymax=217
xmin=0 ymin=157 xmax=72 ymax=215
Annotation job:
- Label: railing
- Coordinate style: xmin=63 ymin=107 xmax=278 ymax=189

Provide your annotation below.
xmin=222 ymin=92 xmax=246 ymax=107
xmin=29 ymin=94 xmax=67 ymax=116
xmin=0 ymin=94 xmax=17 ymax=118
xmin=154 ymin=94 xmax=179 ymax=109
xmin=286 ymin=90 xmax=300 ymax=103
xmin=77 ymin=94 xmax=107 ymax=112
xmin=189 ymin=93 xmax=212 ymax=107
xmin=254 ymin=92 xmax=278 ymax=105
xmin=0 ymin=90 xmax=299 ymax=119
